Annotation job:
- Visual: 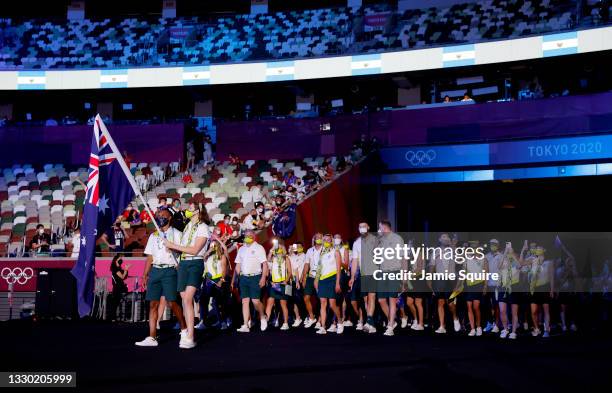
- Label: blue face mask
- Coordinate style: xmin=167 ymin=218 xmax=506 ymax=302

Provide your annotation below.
xmin=155 ymin=216 xmax=169 ymax=228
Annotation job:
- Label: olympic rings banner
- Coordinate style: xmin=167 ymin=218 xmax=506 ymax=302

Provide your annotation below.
xmin=0 ymin=258 xmax=146 ymax=292
xmin=380 ymin=134 xmax=612 ymax=170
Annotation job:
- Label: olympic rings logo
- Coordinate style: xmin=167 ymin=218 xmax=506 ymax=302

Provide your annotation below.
xmin=1 ymin=267 xmax=34 ymax=285
xmin=405 ymin=150 xmax=437 ymax=166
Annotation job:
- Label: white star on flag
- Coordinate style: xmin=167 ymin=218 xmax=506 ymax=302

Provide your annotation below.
xmin=98 ymin=195 xmax=109 ymax=214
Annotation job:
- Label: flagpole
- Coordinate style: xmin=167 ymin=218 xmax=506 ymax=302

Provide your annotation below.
xmin=94 ymin=114 xmax=163 ymax=236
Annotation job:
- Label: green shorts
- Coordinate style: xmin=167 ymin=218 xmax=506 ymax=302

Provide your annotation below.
xmin=239 ymin=274 xmax=262 ymax=299
xmin=145 ymin=267 xmax=178 ymax=302
xmin=177 ymin=259 xmax=204 ymax=292
xmin=317 ymin=275 xmax=338 ymax=299
xmin=304 ymin=276 xmax=317 ymax=296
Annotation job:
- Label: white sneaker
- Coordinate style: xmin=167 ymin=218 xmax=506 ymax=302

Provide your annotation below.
xmin=315 ymin=321 xmax=322 ymax=329
xmin=364 ymin=323 xmax=377 ymax=334
xmin=195 ymin=320 xmax=206 ymax=330
xmin=260 ymin=318 xmax=268 ymax=332
xmin=542 ymin=331 xmax=550 ymax=338
xmin=337 ymin=324 xmax=344 ymax=334
xmin=135 ymin=336 xmax=158 ymax=347
xmin=292 ymin=319 xmax=303 ymax=328
xmin=532 ymin=328 xmax=541 ymax=337
xmin=280 ymin=323 xmax=290 ymax=331
xmin=179 ymin=338 xmax=196 ymax=349
xmin=476 ymin=327 xmax=483 ymax=336
xmin=570 ymin=323 xmax=577 ymax=332
xmin=304 ymin=318 xmax=315 ymax=328
xmin=327 ymin=324 xmax=337 ymax=333
xmin=342 ymin=320 xmax=353 ymax=327
xmin=410 ymin=320 xmax=418 ymax=329
xmin=236 ymin=324 xmax=250 ymax=333
xmin=435 ymin=326 xmax=447 ymax=334
xmin=468 ymin=329 xmax=476 ymax=336
xmin=412 ymin=324 xmax=424 ymax=331
xmin=274 ymin=318 xmax=280 ymax=328
xmin=356 ymin=321 xmax=364 ymax=331
xmin=384 ymin=326 xmax=395 ymax=336
xmin=500 ymin=329 xmax=508 ymax=339
xmin=401 ymin=317 xmax=408 ymax=328
xmin=316 ymin=327 xmax=327 ymax=335
xmin=509 ymin=332 xmax=517 ymax=339
xmin=491 ymin=325 xmax=500 ymax=333
xmin=484 ymin=322 xmax=493 ymax=332
xmin=453 ymin=319 xmax=461 ymax=332
xmin=179 ymin=329 xmax=188 ymax=346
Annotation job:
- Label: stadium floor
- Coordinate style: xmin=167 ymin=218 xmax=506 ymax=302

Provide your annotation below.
xmin=2 ymin=319 xmax=609 ymax=393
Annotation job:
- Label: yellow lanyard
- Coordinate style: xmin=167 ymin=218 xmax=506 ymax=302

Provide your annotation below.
xmin=208 ymin=254 xmax=221 ymax=279
xmin=181 ymin=221 xmax=199 ymax=258
xmin=272 ymin=253 xmax=286 ymax=282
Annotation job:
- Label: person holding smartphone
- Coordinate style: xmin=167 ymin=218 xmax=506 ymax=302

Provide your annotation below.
xmin=289 ymin=243 xmax=307 ymax=327
xmin=528 ymin=245 xmax=555 ymax=338
xmin=109 ymin=253 xmax=130 ymax=321
xmin=555 ymin=239 xmax=578 ymax=333
xmin=197 ymin=238 xmax=229 ymax=330
xmin=101 ymin=219 xmax=127 ymax=254
xmin=499 ymin=241 xmax=528 ymax=339
xmin=265 ymin=237 xmax=292 ymax=330
xmin=30 ymin=224 xmax=52 ymax=255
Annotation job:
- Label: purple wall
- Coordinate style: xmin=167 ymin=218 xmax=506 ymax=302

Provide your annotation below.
xmin=216 ymin=115 xmax=369 ymax=160
xmin=0 ymin=124 xmax=185 ymax=167
xmin=373 ymin=92 xmax=612 ymax=146
xmin=216 ymin=92 xmax=612 ymax=159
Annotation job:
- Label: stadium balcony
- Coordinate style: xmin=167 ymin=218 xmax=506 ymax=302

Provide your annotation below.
xmin=0 ymin=0 xmax=608 ymax=70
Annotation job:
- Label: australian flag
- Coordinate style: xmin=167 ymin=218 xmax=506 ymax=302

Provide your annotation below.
xmin=71 ymin=115 xmax=136 ymax=317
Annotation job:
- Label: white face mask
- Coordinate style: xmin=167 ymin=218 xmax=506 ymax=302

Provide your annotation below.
xmin=38 ymin=229 xmax=44 ymax=235
xmin=272 ymin=239 xmax=279 ymax=248
xmin=334 ymin=238 xmax=342 ymax=246
xmin=358 ymin=226 xmax=368 ymax=234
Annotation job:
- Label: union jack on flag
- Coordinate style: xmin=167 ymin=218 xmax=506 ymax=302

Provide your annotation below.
xmin=72 ymin=115 xmax=137 ymax=317
xmin=86 ymin=118 xmax=117 ymax=206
